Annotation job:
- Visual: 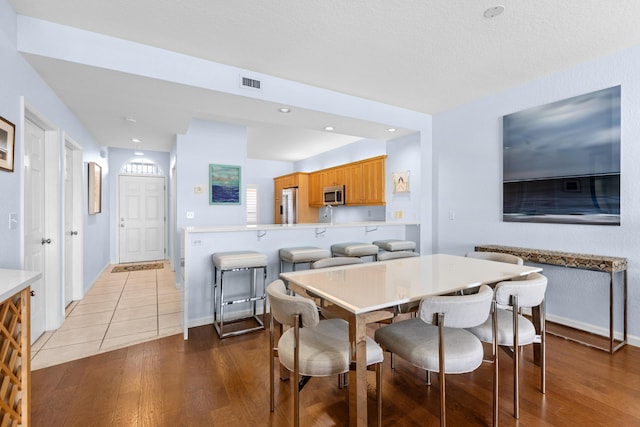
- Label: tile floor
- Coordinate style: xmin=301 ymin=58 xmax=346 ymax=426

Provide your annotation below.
xmin=31 ymin=261 xmax=182 ymax=370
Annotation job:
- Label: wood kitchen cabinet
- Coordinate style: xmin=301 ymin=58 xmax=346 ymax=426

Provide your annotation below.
xmin=308 ymin=156 xmax=385 ymax=207
xmin=309 ymin=167 xmax=345 ymax=207
xmin=273 ymin=172 xmax=319 ymax=223
xmin=345 ymin=156 xmax=386 ymax=205
xmin=308 ymin=172 xmax=323 ymax=206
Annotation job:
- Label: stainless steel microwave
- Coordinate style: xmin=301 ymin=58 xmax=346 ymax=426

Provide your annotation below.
xmin=323 ymin=185 xmax=345 ymax=205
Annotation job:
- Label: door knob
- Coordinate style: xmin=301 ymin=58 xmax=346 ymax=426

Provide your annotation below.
xmin=41 ymin=238 xmax=52 ymax=245
xmin=30 ymin=290 xmax=36 ymax=296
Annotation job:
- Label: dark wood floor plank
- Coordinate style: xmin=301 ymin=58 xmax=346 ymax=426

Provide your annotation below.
xmin=31 ymin=324 xmax=640 ymax=426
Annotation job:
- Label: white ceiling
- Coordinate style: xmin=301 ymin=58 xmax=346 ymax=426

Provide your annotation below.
xmin=9 ymin=0 xmax=640 ymax=160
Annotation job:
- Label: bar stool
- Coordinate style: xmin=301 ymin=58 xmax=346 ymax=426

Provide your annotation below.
xmin=212 ymin=251 xmax=268 ymax=338
xmin=330 ymin=242 xmax=379 ymax=261
xmin=373 ymin=239 xmax=416 ymax=252
xmin=279 ymin=246 xmax=331 ymax=273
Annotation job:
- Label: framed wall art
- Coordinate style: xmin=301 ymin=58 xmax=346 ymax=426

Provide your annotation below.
xmin=209 ymin=164 xmax=241 ymax=204
xmin=88 ymin=162 xmax=102 ymax=214
xmin=392 ymin=170 xmax=410 ymax=193
xmin=0 ymin=116 xmax=15 ymax=172
xmin=503 ymin=85 xmax=620 ymax=225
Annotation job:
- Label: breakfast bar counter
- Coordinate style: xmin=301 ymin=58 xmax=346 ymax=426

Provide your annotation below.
xmin=181 ymin=222 xmax=419 ymax=338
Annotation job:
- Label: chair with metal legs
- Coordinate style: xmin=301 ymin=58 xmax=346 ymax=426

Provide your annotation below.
xmin=375 ymin=285 xmax=497 ymax=427
xmin=467 ymin=272 xmax=547 ymax=419
xmin=267 ymin=279 xmax=384 ymax=426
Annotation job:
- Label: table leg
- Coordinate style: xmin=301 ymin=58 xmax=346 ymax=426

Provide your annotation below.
xmin=348 ymin=314 xmax=368 ymax=427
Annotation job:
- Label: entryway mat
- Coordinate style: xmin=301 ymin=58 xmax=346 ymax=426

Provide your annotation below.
xmin=111 ymin=262 xmax=164 ymax=273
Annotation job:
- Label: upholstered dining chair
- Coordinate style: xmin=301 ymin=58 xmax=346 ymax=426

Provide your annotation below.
xmin=467 ymin=272 xmax=547 ymax=419
xmin=375 ymin=285 xmax=496 ymax=427
xmin=310 ymin=256 xmax=364 ymax=269
xmin=376 ymin=250 xmax=420 ymax=261
xmin=267 ymin=280 xmax=384 ymax=427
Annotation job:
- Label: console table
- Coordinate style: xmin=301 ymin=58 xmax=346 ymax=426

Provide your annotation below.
xmin=475 ymin=245 xmax=627 ymax=354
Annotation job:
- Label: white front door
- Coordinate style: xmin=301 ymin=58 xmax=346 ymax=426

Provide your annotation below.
xmin=119 ymin=175 xmax=166 ymax=263
xmin=24 ymin=118 xmax=47 ymax=341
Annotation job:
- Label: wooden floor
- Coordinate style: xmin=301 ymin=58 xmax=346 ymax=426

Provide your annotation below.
xmin=32 ymin=322 xmax=640 ymax=426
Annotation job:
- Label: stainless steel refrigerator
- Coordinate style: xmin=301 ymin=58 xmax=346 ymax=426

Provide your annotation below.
xmin=280 ymin=187 xmax=298 ymax=224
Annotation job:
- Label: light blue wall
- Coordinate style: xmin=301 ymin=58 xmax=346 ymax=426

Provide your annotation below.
xmin=433 ymin=45 xmax=640 ymax=342
xmin=295 ymin=138 xmax=386 ymax=172
xmin=0 ymin=1 xmax=108 ymax=291
xmin=175 ymin=119 xmax=292 ymax=230
xmin=385 ymin=132 xmax=421 ymax=224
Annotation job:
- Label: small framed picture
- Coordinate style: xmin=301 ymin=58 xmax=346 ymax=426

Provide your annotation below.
xmin=392 ymin=170 xmax=410 ymax=193
xmin=209 ymin=164 xmax=241 ymax=204
xmin=88 ymin=162 xmax=102 ymax=214
xmin=0 ymin=116 xmax=16 ymax=172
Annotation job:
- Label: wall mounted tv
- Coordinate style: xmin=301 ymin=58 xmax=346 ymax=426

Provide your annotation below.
xmin=503 ymin=86 xmax=620 ymax=225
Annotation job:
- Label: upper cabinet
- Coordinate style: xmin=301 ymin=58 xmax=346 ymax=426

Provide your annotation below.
xmin=345 ymin=156 xmax=386 ymax=206
xmin=309 ymin=155 xmax=386 ymax=207
xmin=309 ymin=166 xmax=346 ymax=206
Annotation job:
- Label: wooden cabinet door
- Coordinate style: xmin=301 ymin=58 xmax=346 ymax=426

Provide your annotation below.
xmin=362 ymin=157 xmax=385 ymax=204
xmin=309 ymin=171 xmax=323 ymax=207
xmin=273 ymin=176 xmax=286 ymax=223
xmin=325 ymin=167 xmax=345 ymax=187
xmin=344 ymin=163 xmax=363 ymax=204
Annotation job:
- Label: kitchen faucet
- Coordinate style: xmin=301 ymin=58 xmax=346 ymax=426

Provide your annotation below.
xmin=324 ymin=204 xmax=333 ymax=225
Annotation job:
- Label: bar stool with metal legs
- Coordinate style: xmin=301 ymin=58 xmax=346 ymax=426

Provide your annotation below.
xmin=373 ymin=239 xmax=416 ymax=253
xmin=212 ymin=251 xmax=268 ymax=338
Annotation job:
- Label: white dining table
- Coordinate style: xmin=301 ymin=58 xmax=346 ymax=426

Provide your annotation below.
xmin=279 ymin=253 xmax=542 ymax=427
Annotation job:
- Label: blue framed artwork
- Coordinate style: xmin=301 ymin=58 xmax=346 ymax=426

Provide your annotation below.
xmin=209 ymin=164 xmax=241 ymax=205
xmin=503 ymin=86 xmax=620 ymax=225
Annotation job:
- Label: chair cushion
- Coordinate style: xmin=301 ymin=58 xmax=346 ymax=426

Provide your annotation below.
xmin=467 ymin=308 xmax=537 ymax=346
xmin=311 ymin=257 xmax=363 ymax=269
xmin=375 ymin=318 xmax=483 ymax=374
xmin=212 ymin=251 xmax=267 ymax=270
xmin=377 ymin=251 xmax=420 ymax=261
xmin=279 ymin=247 xmax=331 ymax=263
xmin=373 ymin=239 xmax=416 ymax=252
xmin=331 ymin=242 xmax=379 ymax=257
xmin=278 ymin=318 xmax=384 ymax=376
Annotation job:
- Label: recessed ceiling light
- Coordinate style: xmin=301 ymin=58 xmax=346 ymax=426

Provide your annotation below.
xmin=387 ymin=128 xmax=397 ymax=132
xmin=124 ymin=116 xmax=137 ymax=123
xmin=134 ymin=151 xmax=145 ymax=156
xmin=131 ymin=138 xmax=142 ymax=143
xmin=483 ymin=5 xmax=505 ymax=19
xmin=278 ymin=107 xmax=291 ymax=113
xmin=324 ymin=126 xmax=334 ymax=131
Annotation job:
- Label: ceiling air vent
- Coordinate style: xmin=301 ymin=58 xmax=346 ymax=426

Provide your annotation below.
xmin=240 ymin=75 xmax=262 ymax=91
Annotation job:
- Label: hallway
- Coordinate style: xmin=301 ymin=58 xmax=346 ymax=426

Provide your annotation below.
xmin=31 ymin=261 xmax=182 ymax=370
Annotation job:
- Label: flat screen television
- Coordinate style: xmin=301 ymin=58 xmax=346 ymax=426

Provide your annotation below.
xmin=503 ymin=86 xmax=621 ymax=225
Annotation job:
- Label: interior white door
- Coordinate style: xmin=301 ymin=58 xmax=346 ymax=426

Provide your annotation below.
xmin=119 ymin=175 xmax=166 ymax=263
xmin=64 ymin=145 xmax=75 ymax=306
xmin=24 ymin=118 xmax=47 ymax=342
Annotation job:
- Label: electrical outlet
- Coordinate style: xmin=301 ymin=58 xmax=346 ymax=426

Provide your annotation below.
xmin=186 ymin=211 xmax=195 ymax=219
